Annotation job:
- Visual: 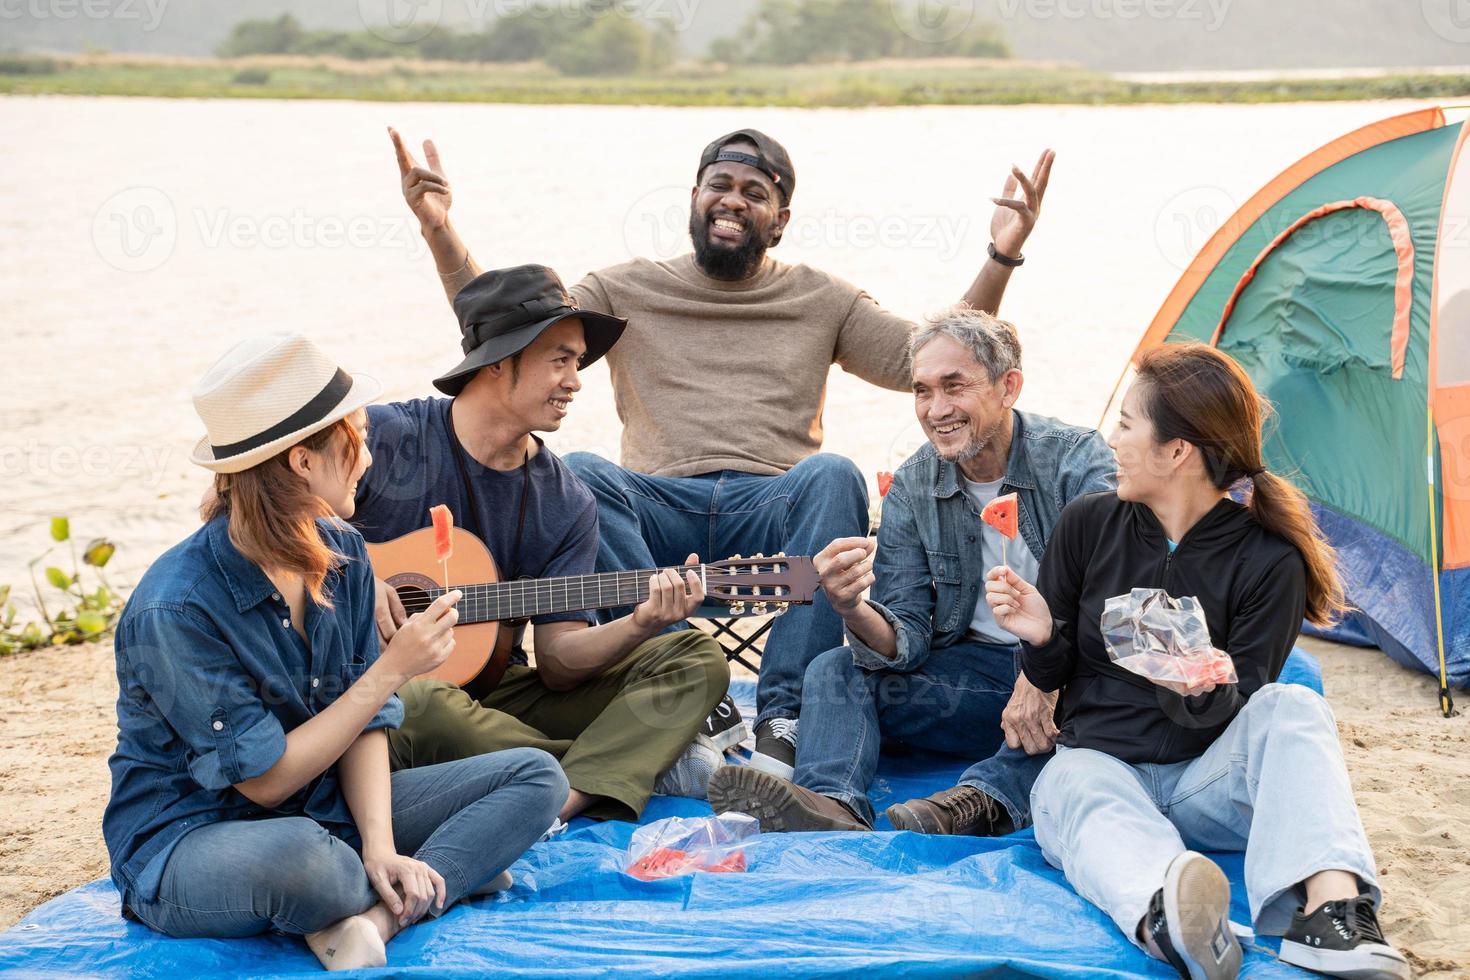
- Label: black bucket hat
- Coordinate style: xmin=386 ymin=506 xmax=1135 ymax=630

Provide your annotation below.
xmin=434 ymin=264 xmax=626 ymax=396
xmin=698 ymin=129 xmax=796 ymax=205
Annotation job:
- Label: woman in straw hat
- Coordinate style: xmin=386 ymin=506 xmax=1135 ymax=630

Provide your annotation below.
xmin=102 ymin=334 xmax=568 ymax=971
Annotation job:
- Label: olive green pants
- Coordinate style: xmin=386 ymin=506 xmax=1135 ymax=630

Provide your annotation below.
xmin=388 ymin=630 xmax=729 ymax=821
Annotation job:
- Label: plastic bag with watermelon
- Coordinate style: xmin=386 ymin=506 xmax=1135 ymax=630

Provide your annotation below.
xmin=624 ymin=812 xmax=759 ymax=881
xmin=1099 ymin=588 xmax=1239 ymax=696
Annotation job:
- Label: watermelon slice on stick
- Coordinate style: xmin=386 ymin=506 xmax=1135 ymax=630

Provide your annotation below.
xmin=981 ymin=492 xmax=1019 ymax=568
xmin=430 ymin=504 xmax=454 ymax=590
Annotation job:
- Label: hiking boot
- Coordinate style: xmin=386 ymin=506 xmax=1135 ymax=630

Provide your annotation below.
xmin=706 ymin=765 xmax=871 ymax=833
xmin=747 ymin=718 xmax=798 ymax=780
xmin=700 ymin=694 xmax=749 ymax=755
xmin=1278 ymin=895 xmax=1410 ymax=979
xmin=885 ymin=785 xmax=1014 ymax=836
xmin=654 ymin=738 xmax=723 ymax=799
xmin=1141 ymin=851 xmax=1242 ymax=980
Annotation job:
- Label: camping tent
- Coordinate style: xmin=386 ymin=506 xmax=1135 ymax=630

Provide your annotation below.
xmin=1106 ymin=107 xmax=1469 ymax=715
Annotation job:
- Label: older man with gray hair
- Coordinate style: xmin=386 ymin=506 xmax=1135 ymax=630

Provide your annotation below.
xmin=708 ymin=308 xmax=1116 ymax=835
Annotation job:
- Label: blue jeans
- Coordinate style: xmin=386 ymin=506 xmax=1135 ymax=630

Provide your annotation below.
xmin=127 ymin=748 xmax=567 ymax=938
xmin=794 ymin=638 xmax=1051 ymax=828
xmin=565 ymin=452 xmax=869 ymax=727
xmin=1031 ymin=685 xmax=1381 ymax=943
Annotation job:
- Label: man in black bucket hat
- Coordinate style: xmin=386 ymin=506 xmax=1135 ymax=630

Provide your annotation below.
xmin=348 ymin=263 xmax=732 ymax=824
xmin=390 ymin=125 xmax=1054 ymax=779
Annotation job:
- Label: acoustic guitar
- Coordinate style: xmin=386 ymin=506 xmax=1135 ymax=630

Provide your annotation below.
xmin=366 ymin=525 xmax=819 ymax=698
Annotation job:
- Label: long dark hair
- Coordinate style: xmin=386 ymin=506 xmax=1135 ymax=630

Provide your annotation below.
xmin=1134 ymin=343 xmax=1346 ymax=627
xmin=202 ymin=418 xmax=364 ymax=606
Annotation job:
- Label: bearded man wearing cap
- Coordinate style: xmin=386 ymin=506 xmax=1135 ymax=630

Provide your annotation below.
xmin=350 ymin=263 xmax=731 ymax=824
xmin=390 ymin=126 xmax=1052 ymax=778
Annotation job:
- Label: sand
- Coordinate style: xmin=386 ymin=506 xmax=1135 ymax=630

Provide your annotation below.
xmin=0 ymin=634 xmax=1464 ymax=974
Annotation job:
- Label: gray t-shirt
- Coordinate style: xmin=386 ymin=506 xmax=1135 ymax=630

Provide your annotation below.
xmin=962 ymin=476 xmax=1041 ymax=644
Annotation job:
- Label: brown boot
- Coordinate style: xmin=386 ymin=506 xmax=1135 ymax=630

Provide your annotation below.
xmin=885 ymin=785 xmax=1014 ymax=836
xmin=707 ymin=765 xmax=871 ymax=833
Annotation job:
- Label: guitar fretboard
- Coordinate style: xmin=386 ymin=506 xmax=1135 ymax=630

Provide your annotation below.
xmin=402 ymin=564 xmax=724 ymax=622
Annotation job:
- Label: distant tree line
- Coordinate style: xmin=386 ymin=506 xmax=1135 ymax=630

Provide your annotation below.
xmin=710 ymin=0 xmax=1009 ymax=64
xmin=217 ymin=2 xmax=675 ymax=76
xmin=217 ymin=0 xmax=1009 ymax=75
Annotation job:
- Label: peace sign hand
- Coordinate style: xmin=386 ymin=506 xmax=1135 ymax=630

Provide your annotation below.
xmin=390 ymin=126 xmax=452 ymax=232
xmin=990 ymin=148 xmax=1054 ymax=260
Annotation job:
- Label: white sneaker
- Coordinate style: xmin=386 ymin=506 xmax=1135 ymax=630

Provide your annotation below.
xmin=654 ymin=738 xmax=724 ymax=799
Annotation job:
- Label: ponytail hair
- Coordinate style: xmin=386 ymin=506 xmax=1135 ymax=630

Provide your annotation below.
xmin=202 ymin=417 xmax=364 ymax=607
xmin=1134 ymin=344 xmax=1347 ymax=627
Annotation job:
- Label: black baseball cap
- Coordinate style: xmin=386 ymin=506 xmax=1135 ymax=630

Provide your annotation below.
xmin=697 ymin=129 xmax=795 ymax=205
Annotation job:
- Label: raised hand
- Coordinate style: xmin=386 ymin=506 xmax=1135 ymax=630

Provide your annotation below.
xmin=814 ymin=536 xmax=877 ymax=616
xmin=984 ymin=565 xmax=1053 ymax=646
xmin=632 ymin=554 xmax=705 ymax=632
xmin=989 ymin=149 xmax=1054 ymax=260
xmin=390 ymin=126 xmax=452 ymax=231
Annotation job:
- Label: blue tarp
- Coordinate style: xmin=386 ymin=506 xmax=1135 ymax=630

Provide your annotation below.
xmin=0 ymin=657 xmax=1325 ymax=979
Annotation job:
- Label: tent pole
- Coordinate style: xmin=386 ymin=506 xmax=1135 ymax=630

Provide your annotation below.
xmin=1426 ymin=402 xmax=1455 ymax=717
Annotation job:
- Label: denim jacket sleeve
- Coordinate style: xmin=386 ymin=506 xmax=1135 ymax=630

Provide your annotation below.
xmin=342 ymin=534 xmax=403 ymax=733
xmin=120 ymin=605 xmax=288 ymax=792
xmin=848 ymin=482 xmax=936 ymax=673
xmin=1062 ymin=429 xmax=1119 ymax=501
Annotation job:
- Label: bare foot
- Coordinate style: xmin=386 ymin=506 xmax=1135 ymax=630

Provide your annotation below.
xmin=471 ymin=869 xmax=513 ymax=896
xmin=305 ymin=915 xmax=386 ymax=971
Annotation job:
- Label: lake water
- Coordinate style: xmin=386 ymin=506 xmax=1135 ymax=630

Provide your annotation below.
xmin=0 ymin=95 xmax=1432 ymax=587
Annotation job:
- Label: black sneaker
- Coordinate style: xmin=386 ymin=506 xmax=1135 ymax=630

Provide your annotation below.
xmin=1278 ymin=895 xmax=1410 ymax=979
xmin=885 ymin=785 xmax=1014 ymax=836
xmin=747 ymin=718 xmax=798 ymax=780
xmin=699 ymin=694 xmax=748 ymax=755
xmin=1141 ymin=852 xmax=1242 ymax=980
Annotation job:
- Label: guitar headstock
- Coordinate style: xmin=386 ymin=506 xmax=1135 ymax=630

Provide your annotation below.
xmin=704 ymin=553 xmax=819 ymax=616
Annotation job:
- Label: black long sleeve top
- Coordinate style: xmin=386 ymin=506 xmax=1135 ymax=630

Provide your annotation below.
xmin=1022 ymin=491 xmax=1308 ymax=764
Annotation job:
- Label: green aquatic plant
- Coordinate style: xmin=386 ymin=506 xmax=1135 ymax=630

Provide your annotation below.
xmin=0 ymin=517 xmax=126 ymax=655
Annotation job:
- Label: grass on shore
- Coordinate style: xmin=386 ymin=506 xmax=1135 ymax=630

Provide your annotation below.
xmin=2 ymin=54 xmax=1469 ymax=107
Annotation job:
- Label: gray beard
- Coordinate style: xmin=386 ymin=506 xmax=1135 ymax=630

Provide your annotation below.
xmin=936 ymin=413 xmax=1007 ymax=465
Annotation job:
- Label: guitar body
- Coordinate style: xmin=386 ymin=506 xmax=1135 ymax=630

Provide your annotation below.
xmin=365 ymin=526 xmax=514 ymax=693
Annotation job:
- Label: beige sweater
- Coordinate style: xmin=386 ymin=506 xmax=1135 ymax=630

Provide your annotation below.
xmin=449 ymin=254 xmax=915 ymax=477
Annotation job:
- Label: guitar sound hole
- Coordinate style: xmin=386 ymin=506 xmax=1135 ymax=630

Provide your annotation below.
xmin=397 ymin=586 xmax=434 ymax=616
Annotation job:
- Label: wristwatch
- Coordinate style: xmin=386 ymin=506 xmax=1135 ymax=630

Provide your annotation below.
xmin=988 ymin=241 xmax=1025 ymax=268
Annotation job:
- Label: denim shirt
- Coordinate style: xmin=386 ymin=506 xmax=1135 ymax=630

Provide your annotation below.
xmin=849 ymin=409 xmax=1116 ymax=672
xmin=103 ymin=516 xmax=402 ymax=908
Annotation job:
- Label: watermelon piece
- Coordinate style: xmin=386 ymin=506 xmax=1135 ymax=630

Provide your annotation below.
xmin=981 ymin=492 xmax=1018 ymax=539
xmin=877 ymin=471 xmax=894 ymax=497
xmin=429 ymin=504 xmax=454 ymax=563
xmin=626 ymin=847 xmax=699 ymax=881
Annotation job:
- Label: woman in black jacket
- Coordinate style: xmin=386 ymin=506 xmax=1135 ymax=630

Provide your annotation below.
xmin=987 ymin=344 xmax=1407 ymax=980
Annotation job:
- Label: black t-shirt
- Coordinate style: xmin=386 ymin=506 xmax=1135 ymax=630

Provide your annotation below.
xmin=352 ymin=397 xmax=598 ymax=626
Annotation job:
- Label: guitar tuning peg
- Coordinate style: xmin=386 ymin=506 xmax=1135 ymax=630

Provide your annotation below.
xmin=776 ymin=551 xmax=786 ymax=558
xmin=773 ymin=601 xmax=790 ymax=615
xmin=754 ymin=552 xmax=766 ymax=559
xmin=752 ymin=602 xmax=768 ymax=616
xmin=730 ymin=601 xmax=747 ymax=616
xmin=732 ymin=554 xmax=743 ymax=561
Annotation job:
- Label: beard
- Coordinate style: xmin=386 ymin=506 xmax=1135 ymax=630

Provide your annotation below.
xmin=689 ymin=209 xmax=768 ymax=280
xmin=933 ymin=412 xmax=1008 ymax=464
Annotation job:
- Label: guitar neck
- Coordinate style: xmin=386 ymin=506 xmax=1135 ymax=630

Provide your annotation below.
xmin=431 ymin=565 xmax=707 ymax=624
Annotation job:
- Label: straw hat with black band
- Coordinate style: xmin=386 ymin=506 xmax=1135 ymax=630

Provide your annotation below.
xmin=190 ymin=333 xmax=381 ymax=474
